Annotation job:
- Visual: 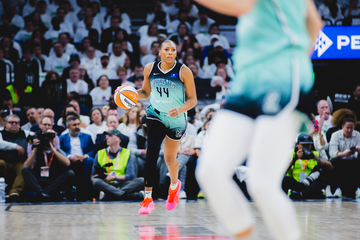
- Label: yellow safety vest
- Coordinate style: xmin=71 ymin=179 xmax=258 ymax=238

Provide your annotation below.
xmin=97 ymin=148 xmax=130 ymax=183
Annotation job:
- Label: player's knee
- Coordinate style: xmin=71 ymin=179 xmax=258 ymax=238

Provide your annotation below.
xmin=196 ymin=161 xmax=217 ymax=185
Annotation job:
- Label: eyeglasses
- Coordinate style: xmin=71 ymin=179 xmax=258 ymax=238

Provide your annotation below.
xmin=7 ymin=121 xmax=19 ymax=125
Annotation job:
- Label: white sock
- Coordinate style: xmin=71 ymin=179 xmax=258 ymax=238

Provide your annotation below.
xmin=170 ymin=182 xmax=178 ymax=190
xmin=145 ymin=191 xmax=152 ymax=199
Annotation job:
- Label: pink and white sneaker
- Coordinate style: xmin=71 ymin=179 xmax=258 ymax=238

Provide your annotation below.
xmin=166 ymin=180 xmax=181 ymax=211
xmin=138 ymin=198 xmax=155 ymax=215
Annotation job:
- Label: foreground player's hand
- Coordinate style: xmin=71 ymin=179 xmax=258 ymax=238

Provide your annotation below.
xmin=168 ymin=108 xmax=180 ymax=117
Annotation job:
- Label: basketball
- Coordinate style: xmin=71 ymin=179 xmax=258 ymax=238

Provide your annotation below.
xmin=114 ymin=85 xmax=139 ymax=109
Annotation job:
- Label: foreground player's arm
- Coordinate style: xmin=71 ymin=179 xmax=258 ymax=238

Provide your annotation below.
xmin=306 ymin=0 xmax=324 ymax=55
xmin=194 ymin=0 xmax=255 ymax=17
xmin=168 ymin=66 xmax=197 ymax=117
xmin=137 ymin=63 xmax=153 ymax=100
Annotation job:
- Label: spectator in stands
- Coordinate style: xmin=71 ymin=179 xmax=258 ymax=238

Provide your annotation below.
xmin=196 ymin=23 xmax=230 ymax=52
xmin=60 ymin=0 xmax=79 ymax=28
xmin=59 ymin=116 xmax=94 ymax=200
xmin=14 ymin=19 xmax=34 ymax=44
xmin=88 ymin=29 xmax=101 ymax=51
xmin=91 ymin=129 xmax=144 ymax=200
xmin=329 ymin=117 xmax=360 ymax=198
xmin=1 ymin=36 xmax=20 ymax=66
xmin=22 ymin=128 xmax=74 ymax=202
xmin=86 ymin=108 xmax=106 ymax=142
xmin=107 ymin=28 xmax=133 ymax=54
xmin=0 ymin=47 xmax=14 ymax=75
xmin=127 ymin=64 xmax=144 ymax=83
xmin=180 ymin=0 xmax=199 ymax=18
xmin=31 ymin=28 xmax=51 ymax=55
xmin=117 ymin=67 xmax=135 ymax=87
xmin=345 ymin=0 xmax=360 ymax=18
xmin=94 ymin=114 xmax=129 ymax=152
xmin=203 ymin=36 xmax=232 ymax=66
xmin=202 ymin=52 xmax=234 ymax=79
xmin=169 ymin=23 xmax=202 ymax=60
xmin=8 ymin=5 xmax=25 ymax=29
xmin=37 ymin=0 xmax=51 ymax=29
xmin=28 ymin=11 xmax=48 ymax=34
xmin=194 ymin=117 xmax=212 ymax=158
xmin=61 ymin=54 xmax=81 ymax=80
xmin=327 ymin=110 xmax=357 ymax=142
xmin=41 ymin=108 xmax=66 ymax=136
xmin=44 ymin=17 xmax=63 ymax=43
xmin=68 ymin=99 xmax=91 ymax=125
xmin=44 ymin=41 xmax=70 ymax=76
xmin=118 ymin=106 xmax=140 ymax=138
xmin=167 ymin=8 xmax=192 ymax=34
xmin=315 ymin=100 xmax=333 ymax=132
xmin=74 ymin=16 xmax=94 ymax=45
xmin=37 ymin=107 xmax=44 ymax=119
xmin=188 ymin=107 xmax=203 ymax=132
xmin=58 ymin=105 xmax=86 ymax=128
xmin=123 ymin=56 xmax=134 ymax=79
xmin=109 ymin=42 xmax=127 ymax=71
xmin=133 ymin=75 xmax=144 ymax=90
xmin=0 ymin=115 xmax=30 ymax=202
xmin=192 ymin=8 xmax=216 ymax=35
xmin=40 ymin=71 xmax=67 ymax=110
xmin=183 ymin=54 xmax=204 ymax=77
xmin=211 ymin=75 xmax=229 ymax=100
xmin=101 ymin=17 xmax=121 ymax=52
xmin=145 ymin=2 xmax=165 ymax=26
xmin=101 ymin=105 xmax=110 ymax=121
xmin=103 ymin=7 xmax=131 ymax=34
xmin=80 ymin=45 xmax=101 ymax=79
xmin=141 ymin=41 xmax=160 ymax=67
xmin=282 ymin=133 xmax=332 ymax=199
xmin=1 ymin=13 xmax=20 ymax=39
xmin=23 ymin=0 xmax=38 ymax=17
xmin=49 ymin=33 xmax=77 ymax=57
xmin=161 ymin=0 xmax=179 ymax=19
xmin=56 ymin=7 xmax=74 ymax=38
xmin=21 ymin=107 xmax=40 ymax=131
xmin=66 ymin=68 xmax=89 ymax=95
xmin=90 ymin=75 xmax=112 ymax=108
xmin=128 ymin=113 xmax=147 ymax=177
xmin=202 ymin=108 xmax=216 ymax=122
xmin=140 ymin=23 xmax=159 ymax=56
xmin=318 ymin=0 xmax=344 ymax=25
xmin=33 ymin=43 xmax=47 ymax=72
xmin=90 ymin=1 xmax=104 ymax=28
xmin=348 ymin=84 xmax=360 ymax=125
xmin=76 ymin=7 xmax=101 ymax=35
xmin=92 ymin=54 xmax=117 ymax=82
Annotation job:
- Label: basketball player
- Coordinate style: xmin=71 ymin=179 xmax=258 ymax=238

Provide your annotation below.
xmin=136 ymin=40 xmax=197 ymax=214
xmin=195 ymin=0 xmax=323 ymax=239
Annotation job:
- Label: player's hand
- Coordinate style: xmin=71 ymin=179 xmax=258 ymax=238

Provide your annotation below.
xmin=168 ymin=108 xmax=180 ymax=117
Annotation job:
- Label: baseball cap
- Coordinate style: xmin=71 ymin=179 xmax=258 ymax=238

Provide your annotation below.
xmin=214 ymin=41 xmax=224 ymax=48
xmin=297 ymin=133 xmax=313 ymax=144
xmin=104 ymin=129 xmax=121 ymax=138
xmin=68 ymin=53 xmax=80 ymax=63
xmin=210 ymin=34 xmax=220 ymax=41
xmin=101 ymin=53 xmax=109 ymax=59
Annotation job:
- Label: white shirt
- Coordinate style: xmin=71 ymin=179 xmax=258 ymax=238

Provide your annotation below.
xmin=192 ymin=18 xmax=216 ymax=35
xmin=196 ymin=34 xmax=230 ymax=49
xmin=89 ymin=87 xmax=112 ymax=107
xmin=318 ymin=4 xmax=344 ymax=24
xmin=80 ymin=57 xmax=101 ymax=78
xmin=161 ymin=3 xmax=179 ymax=15
xmin=315 ymin=115 xmax=334 ymax=132
xmin=76 ymin=20 xmax=102 ymax=35
xmin=118 ymin=123 xmax=136 ymax=137
xmin=40 ymin=13 xmax=52 ymax=29
xmin=44 ymin=29 xmax=65 ymax=43
xmin=64 ymin=11 xmax=79 ymax=28
xmin=70 ymin=135 xmax=84 ymax=156
xmin=86 ymin=121 xmax=107 ymax=142
xmin=109 ymin=52 xmax=127 ymax=70
xmin=186 ymin=122 xmax=198 ymax=136
xmin=167 ymin=20 xmax=192 ymax=34
xmin=107 ymin=41 xmax=133 ymax=53
xmin=66 ymin=79 xmax=89 ymax=94
xmin=46 ymin=3 xmax=59 ymax=17
xmin=58 ymin=116 xmax=91 ymax=127
xmin=10 ymin=14 xmax=25 ymax=29
xmin=188 ymin=5 xmax=199 ymax=17
xmin=44 ymin=54 xmax=70 ymax=76
xmin=91 ymin=68 xmax=117 ymax=83
xmin=49 ymin=43 xmax=78 ymax=57
xmin=74 ymin=28 xmax=89 ymax=44
xmin=140 ymin=35 xmax=158 ymax=55
xmin=13 ymin=30 xmax=33 ymax=43
xmin=141 ymin=54 xmax=157 ymax=67
xmin=22 ymin=3 xmax=36 ymax=17
xmin=103 ymin=13 xmax=132 ymax=34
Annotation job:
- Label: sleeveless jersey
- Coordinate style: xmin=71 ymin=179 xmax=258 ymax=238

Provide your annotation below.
xmin=231 ymin=0 xmax=313 ymax=95
xmin=148 ymin=61 xmax=185 ymax=113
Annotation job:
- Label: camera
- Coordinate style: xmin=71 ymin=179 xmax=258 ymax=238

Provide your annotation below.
xmin=350 ymin=146 xmax=356 ymax=152
xmin=29 ymin=131 xmax=56 ymax=148
xmin=300 ymin=148 xmax=315 ymax=160
xmin=94 ymin=162 xmax=113 ymax=179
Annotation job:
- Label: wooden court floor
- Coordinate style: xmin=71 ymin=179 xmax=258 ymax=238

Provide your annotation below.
xmin=1 ymin=199 xmax=360 ymax=240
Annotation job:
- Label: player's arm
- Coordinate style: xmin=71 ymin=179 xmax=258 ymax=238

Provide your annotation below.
xmin=169 ymin=66 xmax=197 ymax=117
xmin=137 ymin=63 xmax=153 ymax=100
xmin=306 ymin=0 xmax=324 ymax=55
xmin=193 ymin=0 xmax=255 ymax=17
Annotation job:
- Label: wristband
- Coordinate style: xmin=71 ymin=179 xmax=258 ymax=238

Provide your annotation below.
xmin=70 ymin=156 xmax=74 ymax=160
xmin=322 ymin=115 xmax=326 ymax=119
xmin=340 ymin=152 xmax=343 ymax=157
xmin=141 ymin=150 xmax=145 ymax=155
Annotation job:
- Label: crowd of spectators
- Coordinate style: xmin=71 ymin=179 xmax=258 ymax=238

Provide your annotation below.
xmin=1 ymin=0 xmax=360 ymax=203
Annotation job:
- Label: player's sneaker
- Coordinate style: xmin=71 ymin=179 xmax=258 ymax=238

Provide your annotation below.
xmin=138 ymin=198 xmax=155 ymax=215
xmin=166 ymin=180 xmax=181 ymax=211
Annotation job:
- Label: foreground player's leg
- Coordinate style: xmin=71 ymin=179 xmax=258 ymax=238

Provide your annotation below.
xmin=139 ymin=119 xmax=167 ymax=215
xmin=246 ymin=112 xmax=302 ymax=240
xmin=196 ymin=110 xmax=255 ymax=237
xmin=164 ymin=136 xmax=182 ymax=211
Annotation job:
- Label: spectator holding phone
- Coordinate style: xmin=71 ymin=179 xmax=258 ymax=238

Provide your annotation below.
xmin=309 ymin=114 xmax=329 ymax=161
xmin=315 ymin=100 xmax=333 ymax=133
xmin=91 ymin=129 xmax=144 ymax=201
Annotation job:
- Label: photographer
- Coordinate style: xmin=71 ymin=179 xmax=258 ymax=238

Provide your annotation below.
xmin=328 ymin=117 xmax=360 ymax=198
xmin=282 ymin=133 xmax=333 ymax=199
xmin=91 ymin=129 xmax=144 ymax=201
xmin=22 ymin=129 xmax=74 ymax=201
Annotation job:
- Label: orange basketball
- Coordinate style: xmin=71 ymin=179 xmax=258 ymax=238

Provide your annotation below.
xmin=114 ymin=85 xmax=139 ymax=109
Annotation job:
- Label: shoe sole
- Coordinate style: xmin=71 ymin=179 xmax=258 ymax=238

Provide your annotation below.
xmin=138 ymin=203 xmax=155 ymax=215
